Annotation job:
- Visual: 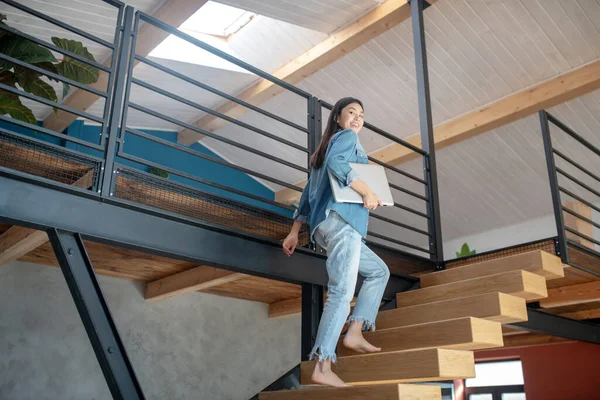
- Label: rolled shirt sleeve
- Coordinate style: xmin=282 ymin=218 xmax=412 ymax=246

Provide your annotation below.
xmin=293 ymin=177 xmax=311 ymax=223
xmin=326 ymin=130 xmax=359 ymax=188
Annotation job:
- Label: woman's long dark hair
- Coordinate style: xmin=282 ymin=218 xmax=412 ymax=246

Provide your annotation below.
xmin=310 ymin=97 xmax=363 ymax=168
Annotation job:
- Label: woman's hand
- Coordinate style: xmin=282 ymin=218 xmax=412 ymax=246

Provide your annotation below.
xmin=363 ymin=191 xmax=382 ymax=210
xmin=282 ymin=232 xmax=299 ymax=256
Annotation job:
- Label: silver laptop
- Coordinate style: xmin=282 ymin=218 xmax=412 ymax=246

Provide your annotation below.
xmin=328 ymin=163 xmax=394 ymax=206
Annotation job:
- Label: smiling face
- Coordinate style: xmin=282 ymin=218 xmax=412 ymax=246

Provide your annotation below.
xmin=337 ymin=102 xmax=364 ymax=134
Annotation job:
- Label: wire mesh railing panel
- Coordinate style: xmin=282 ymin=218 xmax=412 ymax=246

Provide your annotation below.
xmin=0 ymin=130 xmax=102 ymax=190
xmin=114 ymin=166 xmax=309 ymax=244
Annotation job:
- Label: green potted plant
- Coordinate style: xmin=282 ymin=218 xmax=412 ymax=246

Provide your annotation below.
xmin=0 ymin=13 xmax=100 ymax=124
xmin=455 ymin=242 xmax=476 ymax=258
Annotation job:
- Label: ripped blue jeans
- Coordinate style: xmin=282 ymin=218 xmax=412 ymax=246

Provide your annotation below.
xmin=309 ymin=211 xmax=390 ymax=363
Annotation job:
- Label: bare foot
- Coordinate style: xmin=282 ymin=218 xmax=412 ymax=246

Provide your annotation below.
xmin=342 ymin=333 xmax=381 ymax=354
xmin=311 ymin=361 xmax=350 ymax=387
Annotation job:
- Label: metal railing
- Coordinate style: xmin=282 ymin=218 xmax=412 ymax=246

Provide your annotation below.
xmin=540 ymin=110 xmax=600 ymax=276
xmin=0 ymin=1 xmax=444 ymax=263
xmin=320 ymin=100 xmax=440 ymax=262
xmin=0 ymin=0 xmax=126 ymax=193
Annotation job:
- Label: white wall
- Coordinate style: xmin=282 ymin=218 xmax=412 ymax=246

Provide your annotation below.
xmin=443 ymin=214 xmax=558 ymax=259
xmin=443 ymin=204 xmax=600 ymax=259
xmin=0 ymin=262 xmax=300 ymax=400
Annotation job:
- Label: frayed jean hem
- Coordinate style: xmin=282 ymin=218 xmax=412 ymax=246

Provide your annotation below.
xmin=347 ymin=315 xmax=376 ymax=332
xmin=308 ymin=347 xmax=337 ymax=363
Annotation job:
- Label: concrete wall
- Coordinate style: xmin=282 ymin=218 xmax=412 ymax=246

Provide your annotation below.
xmin=0 ymin=261 xmax=300 ymax=400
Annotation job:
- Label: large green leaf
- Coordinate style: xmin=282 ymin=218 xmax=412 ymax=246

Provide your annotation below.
xmin=34 ymin=62 xmax=60 ymax=82
xmin=0 ymin=36 xmax=57 ymax=70
xmin=0 ymin=70 xmax=16 ymax=88
xmin=51 ymin=37 xmax=99 ymax=84
xmin=22 ymin=77 xmax=58 ymax=104
xmin=0 ymin=92 xmax=37 ymax=124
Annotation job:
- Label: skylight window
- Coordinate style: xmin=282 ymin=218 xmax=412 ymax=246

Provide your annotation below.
xmin=181 ymin=1 xmax=256 ymax=40
xmin=148 ymin=1 xmax=256 ymax=73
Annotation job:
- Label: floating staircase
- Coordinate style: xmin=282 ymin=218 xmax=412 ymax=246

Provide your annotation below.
xmin=260 ymin=250 xmax=564 ymax=399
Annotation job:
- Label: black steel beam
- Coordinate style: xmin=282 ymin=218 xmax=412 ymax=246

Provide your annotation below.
xmin=410 ymin=0 xmax=444 ymax=263
xmin=301 ymin=283 xmax=324 ymax=362
xmin=508 ymin=309 xmax=600 ymax=345
xmin=0 ymin=171 xmax=414 ymax=298
xmin=47 ymin=229 xmax=145 ymax=400
xmin=102 ymin=5 xmax=134 ymax=196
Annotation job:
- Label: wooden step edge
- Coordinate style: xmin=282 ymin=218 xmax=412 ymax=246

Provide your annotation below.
xmin=260 ymin=383 xmax=441 ymax=400
xmin=396 ymin=270 xmax=548 ymax=308
xmin=336 ymin=317 xmax=503 ymax=357
xmin=421 ymin=250 xmax=564 ymax=288
xmin=376 ymin=292 xmax=527 ymax=330
xmin=300 ymin=348 xmax=475 ymax=386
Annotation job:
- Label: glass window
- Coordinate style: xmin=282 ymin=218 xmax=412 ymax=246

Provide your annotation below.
xmin=503 ymin=394 xmax=526 ymax=400
xmin=466 ymin=360 xmax=525 ymax=387
xmin=469 ymin=395 xmax=493 ymax=400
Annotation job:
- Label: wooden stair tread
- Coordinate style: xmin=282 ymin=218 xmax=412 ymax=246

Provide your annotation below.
xmin=376 ymin=293 xmax=527 ymax=330
xmin=260 ymin=383 xmax=441 ymax=399
xmin=421 ymin=251 xmax=564 ymax=287
xmin=396 ymin=270 xmax=547 ymax=307
xmin=301 ymin=349 xmax=474 ymax=385
xmin=337 ymin=317 xmax=503 ymax=357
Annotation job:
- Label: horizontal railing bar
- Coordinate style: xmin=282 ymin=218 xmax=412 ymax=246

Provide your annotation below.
xmin=556 ymin=168 xmax=600 ymax=199
xmin=0 ymin=127 xmax=105 ymax=163
xmin=319 ymin=99 xmax=427 ymax=156
xmin=553 ymin=149 xmax=600 ymax=186
xmin=558 ymin=187 xmax=600 ymax=214
xmin=2 ymin=0 xmax=115 ymax=48
xmin=564 ymin=227 xmax=600 ymax=247
xmin=389 ymin=181 xmax=428 ymax=202
xmin=368 ymin=156 xmax=427 ymax=185
xmin=0 ymin=116 xmax=104 ymax=151
xmin=0 ymin=53 xmax=108 ymax=98
xmin=0 ymin=25 xmax=111 ymax=73
xmin=123 ymin=127 xmax=304 ymax=192
xmin=562 ymin=206 xmax=600 ymax=230
xmin=116 ymin=154 xmax=296 ymax=211
xmin=102 ymin=0 xmax=125 ymax=7
xmin=136 ymin=12 xmax=312 ymax=99
xmin=566 ymin=260 xmax=600 ymax=278
xmin=369 ymin=213 xmax=430 ymax=237
xmin=0 ymin=83 xmax=105 ymax=124
xmin=134 ymin=55 xmax=308 ymax=134
xmin=128 ymin=100 xmax=308 ymax=153
xmin=130 ymin=79 xmax=309 ymax=171
xmin=364 ymin=122 xmax=426 ymax=156
xmin=367 ymin=231 xmax=433 ymax=255
xmin=393 ymin=202 xmax=430 ymax=219
xmin=547 ymin=113 xmax=600 ymax=158
xmin=567 ymin=241 xmax=600 ymax=266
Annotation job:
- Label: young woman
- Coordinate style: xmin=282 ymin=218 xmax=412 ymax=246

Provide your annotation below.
xmin=282 ymin=97 xmax=390 ymax=387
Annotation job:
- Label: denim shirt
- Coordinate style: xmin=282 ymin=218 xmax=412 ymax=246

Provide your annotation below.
xmin=293 ymin=129 xmax=370 ymax=240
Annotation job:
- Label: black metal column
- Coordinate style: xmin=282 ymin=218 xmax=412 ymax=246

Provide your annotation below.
xmin=410 ymin=0 xmax=444 ymax=264
xmin=301 ymin=96 xmax=325 ymax=361
xmin=47 ymin=229 xmax=145 ymax=400
xmin=301 ymin=282 xmax=324 ymax=361
xmin=307 ymin=96 xmax=321 ymax=166
xmin=539 ymin=110 xmax=569 ymax=263
xmin=101 ymin=6 xmax=134 ymax=197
